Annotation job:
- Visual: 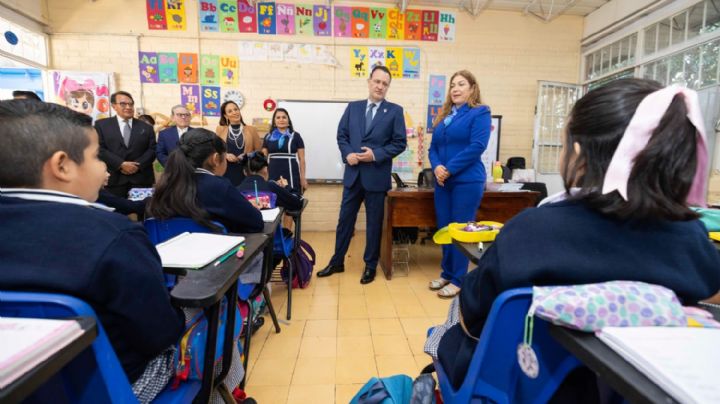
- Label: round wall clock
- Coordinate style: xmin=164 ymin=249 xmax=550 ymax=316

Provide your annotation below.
xmin=223 ymin=90 xmax=245 ymax=109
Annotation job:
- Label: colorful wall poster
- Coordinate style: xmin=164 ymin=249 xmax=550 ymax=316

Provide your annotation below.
xmin=158 ymin=52 xmax=178 ymax=83
xmin=369 ymin=8 xmax=387 ymax=39
xmin=138 ymin=52 xmax=159 ymax=83
xmin=219 ymin=55 xmax=238 ymax=86
xmin=51 ymin=71 xmax=112 ymax=123
xmin=178 ymin=53 xmax=198 ymax=83
xmin=198 ymin=0 xmax=219 ymax=32
xmin=201 ymin=86 xmax=221 ymax=116
xmin=276 ymin=3 xmax=295 ymax=35
xmin=295 ymin=4 xmax=313 ymax=36
xmin=268 ymin=43 xmax=284 ymax=61
xmin=387 ymin=8 xmax=404 ymax=40
xmin=421 ymin=10 xmax=439 ymax=41
xmin=164 ymin=0 xmax=186 ymax=31
xmin=404 ymin=10 xmax=422 ymax=40
xmin=402 ymin=48 xmax=420 ymax=79
xmin=351 ymin=7 xmax=370 ymax=38
xmin=313 ymin=5 xmax=331 ymax=36
xmin=385 ymin=47 xmax=403 ymax=79
xmin=218 ymin=0 xmax=239 ymax=32
xmin=238 ymin=0 xmax=257 ymax=33
xmin=350 ymin=47 xmax=368 ymax=78
xmin=439 ymin=12 xmax=456 ymax=42
xmin=368 ymin=46 xmax=385 ymax=70
xmin=257 ymin=2 xmax=276 ymax=35
xmin=428 ymin=74 xmax=447 ymax=105
xmin=180 ymin=84 xmax=200 ymax=116
xmin=334 ymin=6 xmax=351 ymax=37
xmin=199 ymin=54 xmax=219 ymax=85
xmin=146 ymin=0 xmax=167 ymax=30
xmin=427 ymin=105 xmax=441 ymax=132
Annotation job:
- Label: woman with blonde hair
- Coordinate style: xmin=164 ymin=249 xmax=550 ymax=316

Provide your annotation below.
xmin=428 ymin=70 xmax=491 ymax=298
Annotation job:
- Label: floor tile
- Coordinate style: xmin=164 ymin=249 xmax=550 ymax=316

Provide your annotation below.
xmin=246 ymin=385 xmax=289 ymax=403
xmin=304 ymin=319 xmax=338 ymax=337
xmin=337 ymin=319 xmax=371 ymax=337
xmin=299 ymin=336 xmax=337 ymax=358
xmin=291 ymin=356 xmax=337 ymax=385
xmin=371 ymin=335 xmax=412 ymax=356
xmin=337 ymin=336 xmax=374 ymax=357
xmin=369 ymin=318 xmax=404 ymax=336
xmin=247 ymin=357 xmax=296 ymax=386
xmin=375 ymin=355 xmax=419 ymax=377
xmin=335 ymin=355 xmax=377 ymax=384
xmin=287 ymin=384 xmax=335 ymax=404
xmin=336 ymin=384 xmax=364 ymax=403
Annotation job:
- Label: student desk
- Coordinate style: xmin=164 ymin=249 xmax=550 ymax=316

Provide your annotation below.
xmin=381 ymin=188 xmax=539 ymax=279
xmin=169 ymin=233 xmax=268 ymax=404
xmin=452 ymin=240 xmax=490 ymax=266
xmin=0 ymin=317 xmax=97 ymax=404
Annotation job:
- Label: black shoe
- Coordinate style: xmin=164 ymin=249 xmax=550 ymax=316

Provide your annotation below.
xmin=317 ymin=264 xmax=344 ymax=277
xmin=360 ymin=267 xmax=376 ymax=284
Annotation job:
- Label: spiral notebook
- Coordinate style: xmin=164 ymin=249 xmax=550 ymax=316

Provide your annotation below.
xmin=155 ymin=232 xmax=245 ymax=269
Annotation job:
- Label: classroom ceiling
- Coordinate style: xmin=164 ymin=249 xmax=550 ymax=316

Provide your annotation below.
xmin=341 ymin=0 xmax=610 ymax=19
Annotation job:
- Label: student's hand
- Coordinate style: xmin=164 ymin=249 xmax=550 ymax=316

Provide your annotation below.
xmin=249 ymin=199 xmax=263 ymax=210
xmin=275 ymin=176 xmax=289 ymax=187
xmin=346 ymin=153 xmax=359 ymax=166
xmin=226 ymin=154 xmax=239 ymax=163
xmin=357 ymin=147 xmax=375 ymax=162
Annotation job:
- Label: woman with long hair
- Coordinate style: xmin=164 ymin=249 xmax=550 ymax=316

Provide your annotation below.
xmin=262 ymin=108 xmax=307 ymax=194
xmin=215 ymin=101 xmax=262 ymax=185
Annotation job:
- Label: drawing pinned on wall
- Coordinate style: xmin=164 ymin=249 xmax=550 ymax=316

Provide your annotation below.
xmin=138 ymin=52 xmax=159 ymax=83
xmin=385 ymin=47 xmax=403 ymax=79
xmin=402 ymin=48 xmax=420 ymax=79
xmin=276 ymin=3 xmax=295 ymax=35
xmin=369 ymin=7 xmax=387 ymax=39
xmin=313 ymin=5 xmax=331 ymax=36
xmin=439 ymin=12 xmax=456 ymax=42
xmin=238 ymin=0 xmax=257 ymax=32
xmin=158 ymin=52 xmax=178 ymax=83
xmin=404 ymin=10 xmax=421 ymax=41
xmin=201 ymin=86 xmax=221 ymax=116
xmin=178 ymin=53 xmax=198 ymax=83
xmin=257 ymin=2 xmax=277 ymax=34
xmin=334 ymin=6 xmax=351 ymax=37
xmin=146 ymin=0 xmax=168 ymax=30
xmin=164 ymin=0 xmax=186 ymax=31
xmin=180 ymin=84 xmax=200 ymax=116
xmin=428 ymin=74 xmax=446 ymax=105
xmin=219 ymin=55 xmax=238 ymax=86
xmin=351 ymin=7 xmax=369 ymax=38
xmin=369 ymin=46 xmax=385 ymax=71
xmin=283 ymin=43 xmax=298 ymax=62
xmin=268 ymin=42 xmax=284 ymax=61
xmin=218 ymin=0 xmax=239 ymax=32
xmin=51 ymin=71 xmax=112 ymax=123
xmin=198 ymin=0 xmax=219 ymax=32
xmin=387 ymin=8 xmax=405 ymax=40
xmin=421 ymin=10 xmax=439 ymax=41
xmin=200 ymin=54 xmax=220 ymax=85
xmin=350 ymin=47 xmax=368 ymax=78
xmin=295 ymin=4 xmax=313 ymax=36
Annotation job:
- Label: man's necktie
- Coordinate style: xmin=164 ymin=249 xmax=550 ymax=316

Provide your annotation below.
xmin=365 ymin=103 xmax=376 ymax=132
xmin=122 ymin=120 xmax=131 ymax=147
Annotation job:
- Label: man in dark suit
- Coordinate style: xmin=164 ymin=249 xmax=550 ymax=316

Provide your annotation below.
xmin=317 ymin=65 xmax=407 ymax=284
xmin=156 ymin=105 xmax=192 ymax=167
xmin=95 ymin=91 xmax=156 ymax=197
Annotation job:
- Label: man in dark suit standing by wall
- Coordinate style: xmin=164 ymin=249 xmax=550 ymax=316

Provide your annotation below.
xmin=317 ymin=65 xmax=407 ymax=284
xmin=95 ymin=91 xmax=156 ymax=197
xmin=156 ymin=104 xmax=192 ymax=167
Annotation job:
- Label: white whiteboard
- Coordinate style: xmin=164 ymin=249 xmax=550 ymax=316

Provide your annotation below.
xmin=481 ymin=116 xmax=502 ymax=178
xmin=278 ymin=100 xmax=349 ymax=181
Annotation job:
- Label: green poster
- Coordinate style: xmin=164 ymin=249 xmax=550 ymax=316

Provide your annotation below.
xmin=369 ymin=7 xmax=387 ymax=39
xmin=218 ymin=0 xmax=239 ymax=32
xmin=200 ymin=54 xmax=220 ymax=85
xmin=295 ymin=4 xmax=314 ymax=36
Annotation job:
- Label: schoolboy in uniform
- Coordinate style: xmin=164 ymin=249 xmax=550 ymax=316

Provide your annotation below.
xmin=0 ymin=100 xmax=184 ymax=399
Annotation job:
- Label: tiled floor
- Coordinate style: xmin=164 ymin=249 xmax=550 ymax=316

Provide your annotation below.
xmin=245 ymin=231 xmax=451 ymax=403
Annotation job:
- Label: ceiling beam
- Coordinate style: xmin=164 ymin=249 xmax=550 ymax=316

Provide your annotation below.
xmin=524 ymin=0 xmax=577 ymax=22
xmin=463 ymin=0 xmax=492 ymax=16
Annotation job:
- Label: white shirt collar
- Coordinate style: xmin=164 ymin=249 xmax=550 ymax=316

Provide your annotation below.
xmin=194 ymin=168 xmax=214 ymax=176
xmin=116 ymin=115 xmax=132 ymax=127
xmin=538 ymin=187 xmax=582 ymax=206
xmin=0 ymin=188 xmax=115 ymax=211
xmin=177 ymin=126 xmax=189 ymax=136
xmin=367 ymin=99 xmax=383 ymax=109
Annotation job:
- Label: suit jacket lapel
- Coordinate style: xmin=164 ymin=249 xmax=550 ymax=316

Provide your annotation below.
xmin=128 ymin=119 xmax=143 ymax=149
xmin=445 ymin=104 xmax=469 ymax=130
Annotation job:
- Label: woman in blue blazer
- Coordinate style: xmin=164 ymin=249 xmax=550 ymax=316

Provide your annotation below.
xmin=428 ymin=70 xmax=491 ymax=298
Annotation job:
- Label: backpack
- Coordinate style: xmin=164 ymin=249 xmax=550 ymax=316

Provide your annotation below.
xmin=280 ymin=239 xmax=315 ymax=289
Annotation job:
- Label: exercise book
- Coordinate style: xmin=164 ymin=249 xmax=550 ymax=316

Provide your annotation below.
xmin=155 ymin=232 xmax=245 ymax=269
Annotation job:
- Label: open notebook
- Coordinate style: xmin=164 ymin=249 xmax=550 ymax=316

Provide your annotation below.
xmin=597 ymin=327 xmax=720 ymax=403
xmin=0 ymin=318 xmax=83 ymax=389
xmin=155 ymin=232 xmax=245 ymax=269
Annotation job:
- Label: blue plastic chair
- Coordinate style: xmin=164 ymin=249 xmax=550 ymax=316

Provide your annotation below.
xmin=0 ymin=291 xmax=198 ymax=403
xmin=432 ymin=288 xmax=582 ymax=404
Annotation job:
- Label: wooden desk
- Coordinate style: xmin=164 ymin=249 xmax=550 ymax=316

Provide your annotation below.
xmin=0 ymin=317 xmax=97 ymax=404
xmin=381 ymin=188 xmax=538 ymax=279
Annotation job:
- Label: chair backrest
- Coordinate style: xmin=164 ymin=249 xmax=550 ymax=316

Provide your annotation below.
xmin=143 ymin=217 xmax=227 ymax=245
xmin=0 ymin=291 xmax=138 ymax=403
xmin=434 ymin=288 xmax=582 ymax=404
xmin=417 ymin=168 xmax=435 ymax=188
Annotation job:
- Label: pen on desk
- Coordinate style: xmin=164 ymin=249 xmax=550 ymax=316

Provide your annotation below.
xmin=477 ymin=242 xmax=484 ymax=252
xmin=254 ymin=179 xmax=260 ymax=205
xmin=214 ymin=246 xmax=240 ymax=267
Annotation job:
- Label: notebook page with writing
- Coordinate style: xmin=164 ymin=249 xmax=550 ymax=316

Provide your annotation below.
xmin=597 ymin=327 xmax=720 ymax=404
xmin=261 ymin=207 xmax=281 ymax=222
xmin=0 ymin=318 xmax=83 ymax=388
xmin=155 ymin=232 xmax=245 ymax=268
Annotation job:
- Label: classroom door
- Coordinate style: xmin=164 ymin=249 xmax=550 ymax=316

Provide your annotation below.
xmin=531 ymin=81 xmax=582 ymax=196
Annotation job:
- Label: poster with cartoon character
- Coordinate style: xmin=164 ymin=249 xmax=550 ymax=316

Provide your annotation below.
xmin=50 ymin=71 xmax=113 ymax=124
xmin=139 ymin=52 xmax=159 ymax=83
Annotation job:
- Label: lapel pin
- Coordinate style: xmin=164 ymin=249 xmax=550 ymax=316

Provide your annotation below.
xmin=383 ymin=108 xmax=387 ymax=113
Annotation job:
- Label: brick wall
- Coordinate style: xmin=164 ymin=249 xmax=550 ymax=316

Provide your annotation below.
xmin=45 ymin=0 xmax=584 ymax=230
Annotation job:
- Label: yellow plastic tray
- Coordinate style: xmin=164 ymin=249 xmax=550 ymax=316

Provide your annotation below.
xmin=709 ymin=232 xmax=720 ymax=242
xmin=448 ymin=221 xmax=504 ymax=242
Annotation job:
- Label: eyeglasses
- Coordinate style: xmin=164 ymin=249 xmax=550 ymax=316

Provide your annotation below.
xmin=114 ymin=102 xmax=134 ymax=108
xmin=175 ymin=113 xmax=191 ymax=118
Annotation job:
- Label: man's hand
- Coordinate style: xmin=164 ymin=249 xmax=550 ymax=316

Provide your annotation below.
xmin=434 ymin=165 xmax=450 ymax=187
xmin=357 ymin=147 xmax=375 ymax=163
xmin=120 ymin=161 xmax=140 ymax=175
xmin=346 ymin=153 xmax=360 ymax=166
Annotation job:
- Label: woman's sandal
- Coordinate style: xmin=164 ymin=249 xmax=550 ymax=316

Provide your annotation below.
xmin=429 ymin=278 xmax=450 ymax=290
xmin=437 ymin=284 xmax=461 ymax=299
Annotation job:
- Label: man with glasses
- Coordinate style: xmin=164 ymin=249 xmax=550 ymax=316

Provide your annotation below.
xmin=156 ymin=105 xmax=193 ymax=167
xmin=95 ymin=91 xmax=156 ymax=197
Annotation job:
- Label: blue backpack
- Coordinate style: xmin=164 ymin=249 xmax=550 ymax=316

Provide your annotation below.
xmin=351 ymin=375 xmax=414 ymax=404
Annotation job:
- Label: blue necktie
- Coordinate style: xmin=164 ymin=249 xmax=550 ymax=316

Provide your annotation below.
xmin=365 ymin=103 xmax=376 ymax=132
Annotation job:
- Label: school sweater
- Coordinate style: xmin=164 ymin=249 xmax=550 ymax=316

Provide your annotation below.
xmin=195 ymin=172 xmax=264 ymax=233
xmin=438 ymin=199 xmax=720 ymax=395
xmin=0 ymin=190 xmax=185 ymax=382
xmin=237 ymin=174 xmax=304 ymax=211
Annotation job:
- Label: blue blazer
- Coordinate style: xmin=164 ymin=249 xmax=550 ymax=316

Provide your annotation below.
xmin=429 ymin=104 xmax=491 ymax=184
xmin=157 ymin=126 xmax=192 ymax=167
xmin=337 ymin=99 xmax=407 ymax=192
xmin=195 ymin=173 xmax=264 ymax=233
